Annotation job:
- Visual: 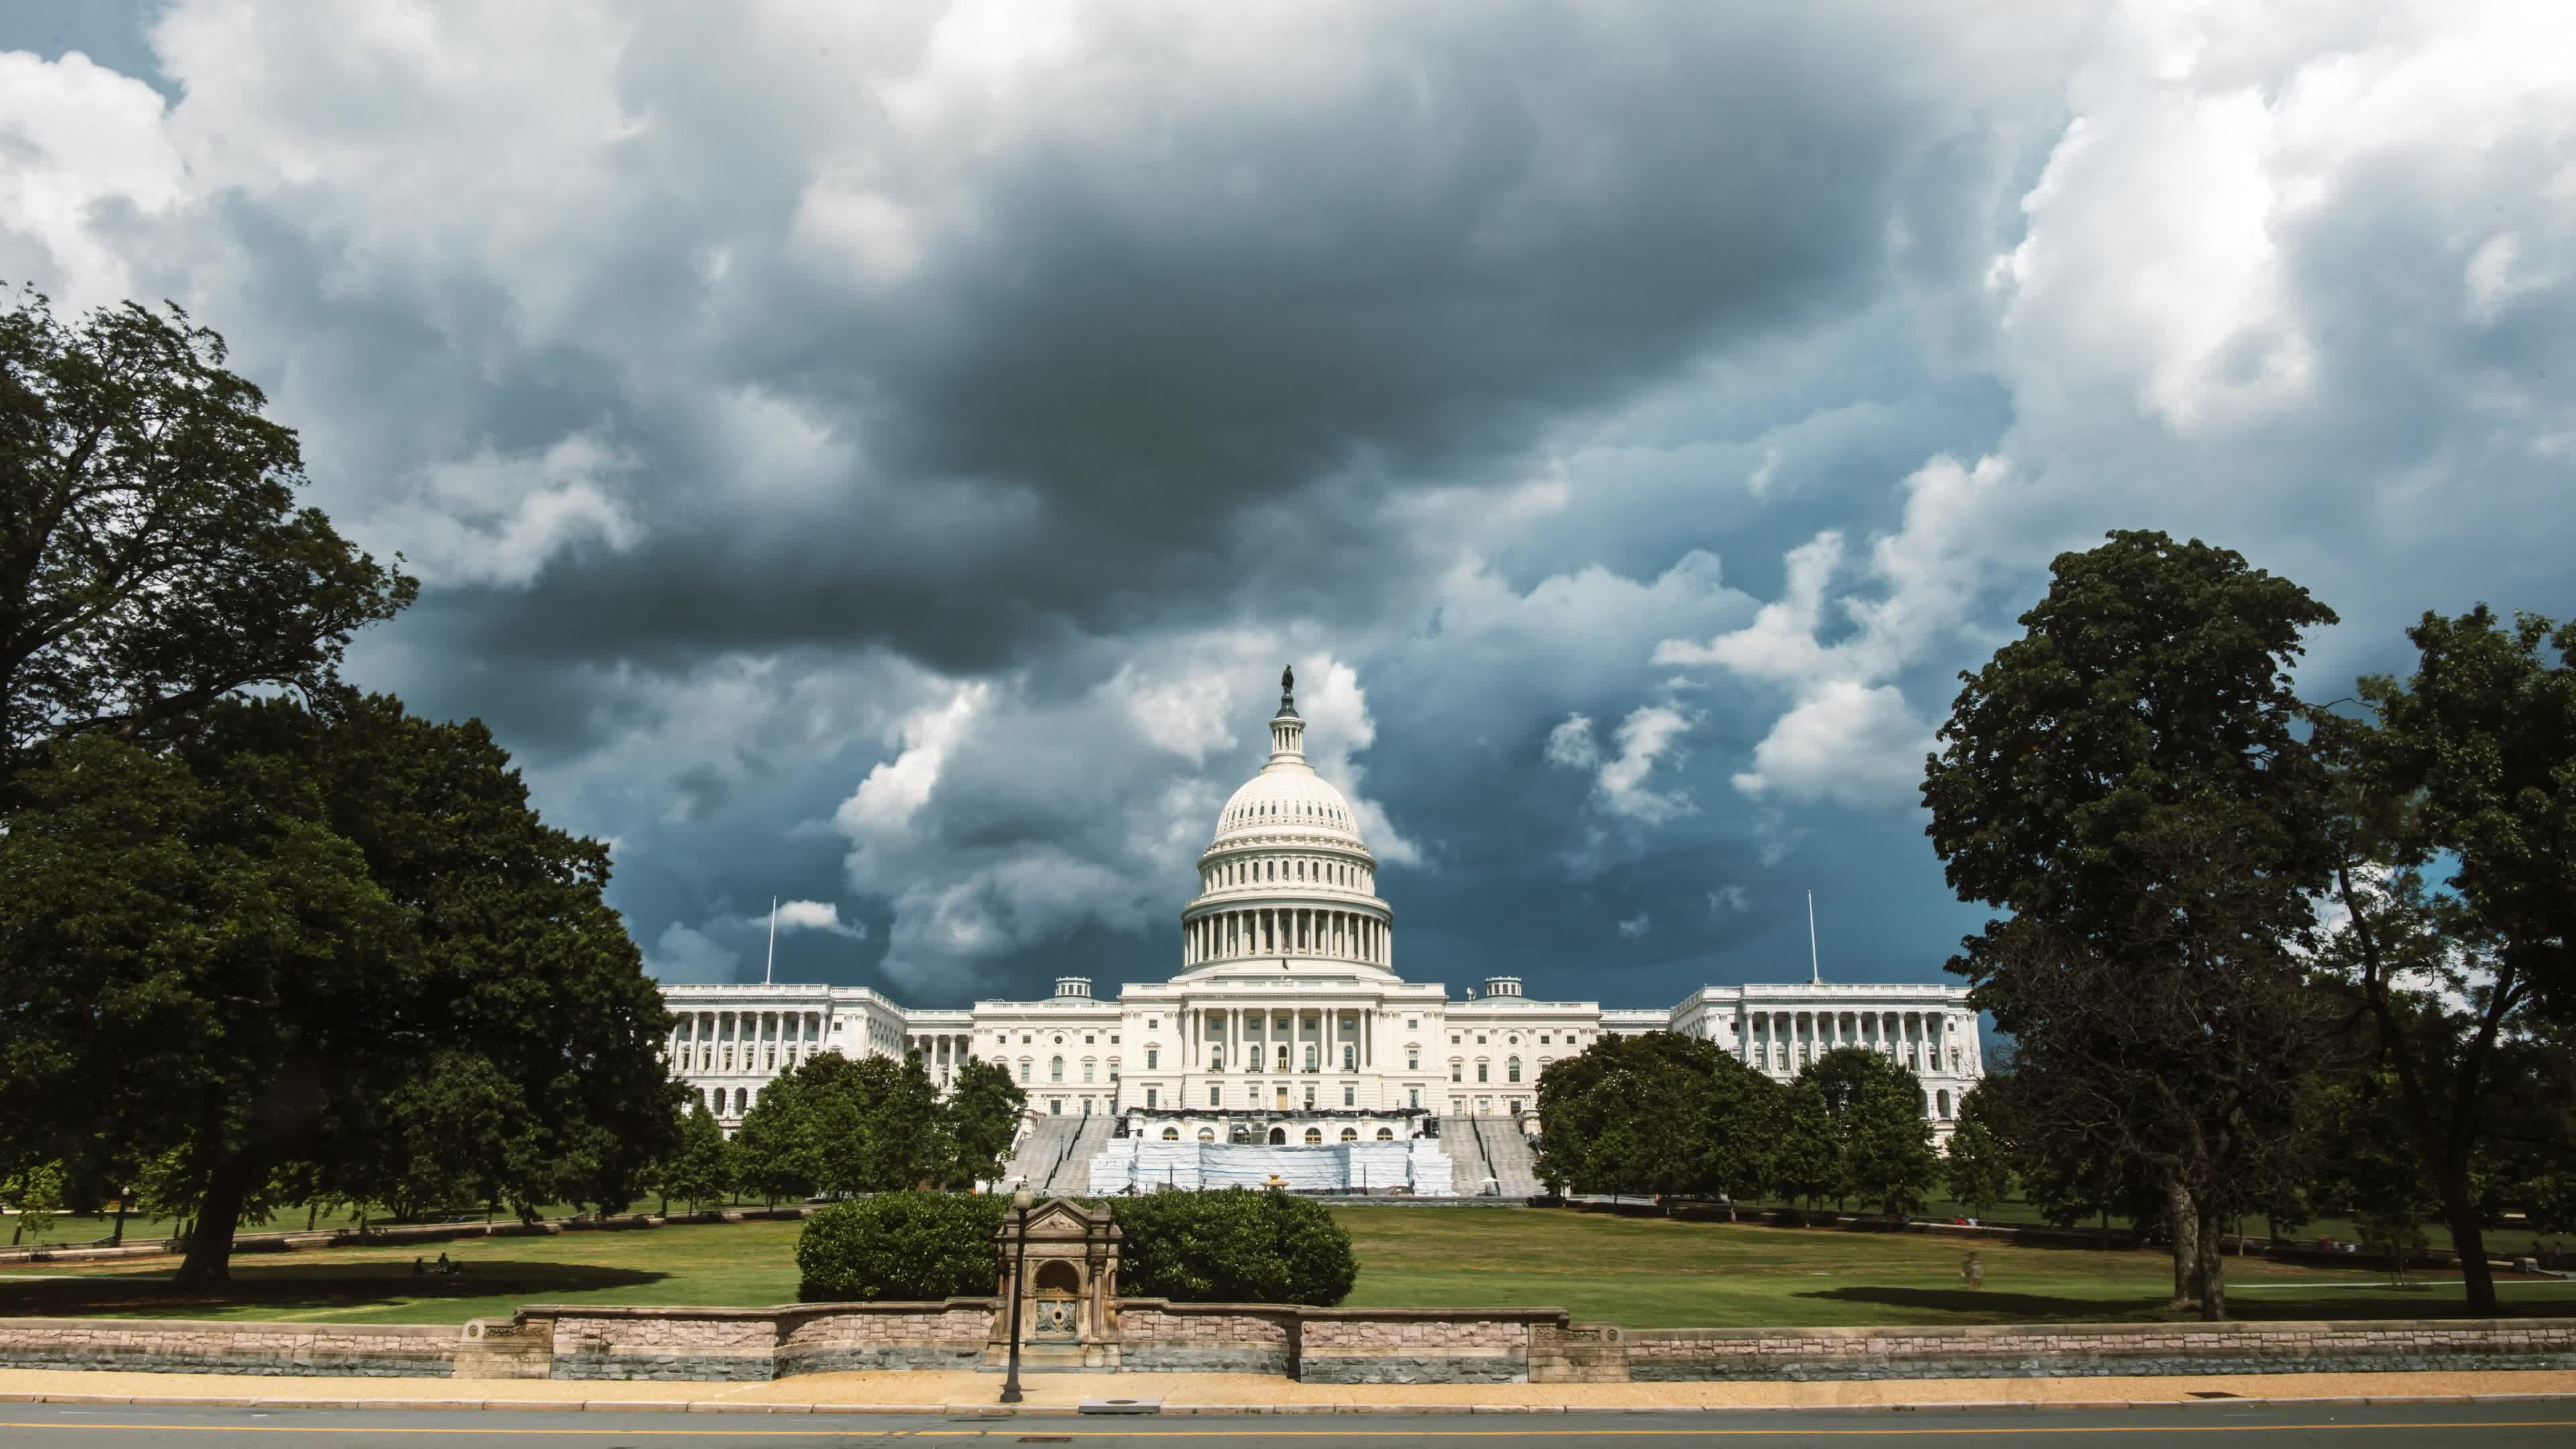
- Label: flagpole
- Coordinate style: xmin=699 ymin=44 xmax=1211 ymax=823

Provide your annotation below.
xmin=765 ymin=896 xmax=778 ymax=985
xmin=1807 ymin=890 xmax=1820 ymax=985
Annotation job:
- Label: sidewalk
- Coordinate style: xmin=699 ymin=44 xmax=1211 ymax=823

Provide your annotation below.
xmin=3 ymin=1366 xmax=2571 ymax=1415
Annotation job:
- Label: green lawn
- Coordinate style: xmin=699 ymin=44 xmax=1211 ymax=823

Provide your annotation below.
xmin=2 ymin=1205 xmax=2570 ymax=1329
xmin=1333 ymin=1206 xmax=2576 ymax=1328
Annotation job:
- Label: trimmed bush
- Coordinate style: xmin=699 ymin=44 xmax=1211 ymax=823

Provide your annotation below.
xmin=1114 ymin=1188 xmax=1358 ymax=1306
xmin=796 ymin=1192 xmax=1006 ymax=1302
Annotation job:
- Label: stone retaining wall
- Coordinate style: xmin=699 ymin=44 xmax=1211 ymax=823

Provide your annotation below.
xmin=1623 ymin=1320 xmax=2576 ymax=1381
xmin=1114 ymin=1303 xmax=1297 ymax=1375
xmin=4 ymin=1307 xmax=2570 ymax=1385
xmin=1297 ymin=1307 xmax=1554 ymax=1384
xmin=0 ymin=1318 xmax=460 ymax=1377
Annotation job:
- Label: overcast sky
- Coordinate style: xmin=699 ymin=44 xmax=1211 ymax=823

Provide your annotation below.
xmin=6 ymin=2 xmax=2570 ymax=1010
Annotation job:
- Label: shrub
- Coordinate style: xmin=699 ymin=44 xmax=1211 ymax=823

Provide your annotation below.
xmin=796 ymin=1193 xmax=1006 ymax=1302
xmin=1114 ymin=1188 xmax=1357 ymax=1306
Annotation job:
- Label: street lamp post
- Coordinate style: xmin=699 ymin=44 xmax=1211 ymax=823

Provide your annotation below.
xmin=1000 ymin=1187 xmax=1034 ymax=1404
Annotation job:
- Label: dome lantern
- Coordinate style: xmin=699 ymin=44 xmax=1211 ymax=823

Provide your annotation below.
xmin=1269 ymin=664 xmax=1304 ymax=764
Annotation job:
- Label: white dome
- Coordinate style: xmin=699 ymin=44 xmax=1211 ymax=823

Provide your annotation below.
xmin=1212 ymin=769 xmax=1368 ymax=853
xmin=1202 ymin=668 xmax=1372 ymax=858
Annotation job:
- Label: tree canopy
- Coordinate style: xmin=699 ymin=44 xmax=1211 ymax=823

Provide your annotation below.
xmin=1787 ymin=1046 xmax=1941 ymax=1218
xmin=731 ymin=1049 xmax=1024 ymax=1200
xmin=1534 ymin=1031 xmax=1778 ymax=1206
xmin=0 ymin=289 xmax=414 ymax=791
xmin=1923 ymin=532 xmax=2344 ymax=1320
xmin=0 ymin=692 xmax=682 ymax=1283
xmin=2320 ymin=606 xmax=2576 ymax=1311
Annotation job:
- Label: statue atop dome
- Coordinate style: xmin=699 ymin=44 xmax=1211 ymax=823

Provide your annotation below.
xmin=1281 ymin=664 xmax=1294 ymax=697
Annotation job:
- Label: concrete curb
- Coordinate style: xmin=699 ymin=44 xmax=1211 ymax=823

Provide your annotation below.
xmin=1 ymin=1389 xmax=2571 ymax=1416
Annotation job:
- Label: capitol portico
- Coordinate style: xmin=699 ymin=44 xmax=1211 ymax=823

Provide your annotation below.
xmin=661 ymin=669 xmax=1983 ymax=1192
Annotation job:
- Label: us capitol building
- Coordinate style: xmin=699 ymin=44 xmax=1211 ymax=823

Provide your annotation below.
xmin=661 ymin=671 xmax=1983 ymax=1193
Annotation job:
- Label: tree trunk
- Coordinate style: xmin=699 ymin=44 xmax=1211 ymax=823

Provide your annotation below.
xmin=2165 ymin=1177 xmax=2200 ymax=1311
xmin=2196 ymin=1205 xmax=2228 ymax=1321
xmin=172 ymin=1159 xmax=255 ymax=1288
xmin=110 ymin=1200 xmax=126 ymax=1246
xmin=2437 ymin=1162 xmax=2498 ymax=1316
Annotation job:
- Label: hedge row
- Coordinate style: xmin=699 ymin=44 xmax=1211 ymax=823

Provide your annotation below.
xmin=794 ymin=1189 xmax=1357 ymax=1305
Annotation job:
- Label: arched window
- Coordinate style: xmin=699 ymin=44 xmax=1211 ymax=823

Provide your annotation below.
xmin=1161 ymin=1126 xmax=1180 ymax=1141
xmin=1304 ymin=1044 xmax=1319 ymax=1070
xmin=1304 ymin=1128 xmax=1324 ymax=1144
xmin=1937 ymin=1089 xmax=1952 ymax=1119
xmin=1082 ymin=1060 xmax=1095 ymax=1083
xmin=1340 ymin=1128 xmax=1359 ymax=1142
xmin=733 ymin=1088 xmax=747 ymax=1114
xmin=1477 ymin=1062 xmax=1490 ymax=1083
xmin=1376 ymin=1128 xmax=1395 ymax=1140
xmin=1507 ymin=1057 xmax=1522 ymax=1083
xmin=1051 ymin=1057 xmax=1065 ymax=1082
xmin=1198 ymin=1127 xmax=1216 ymax=1142
xmin=1342 ymin=1045 xmax=1356 ymax=1070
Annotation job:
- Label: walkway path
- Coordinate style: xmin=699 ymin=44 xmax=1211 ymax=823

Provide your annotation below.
xmin=3 ymin=1365 xmax=2569 ymax=1415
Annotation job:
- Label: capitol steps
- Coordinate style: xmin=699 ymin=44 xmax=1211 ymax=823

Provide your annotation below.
xmin=999 ymin=1117 xmax=1082 ymax=1191
xmin=1472 ymin=1117 xmax=1543 ymax=1197
xmin=1041 ymin=1118 xmax=1115 ymax=1193
xmin=1436 ymin=1117 xmax=1498 ymax=1195
xmin=1085 ymin=1136 xmax=1460 ymax=1195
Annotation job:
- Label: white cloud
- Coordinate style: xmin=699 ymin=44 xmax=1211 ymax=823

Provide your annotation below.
xmin=1731 ymin=680 xmax=1935 ymax=810
xmin=1617 ymin=912 xmax=1651 ymax=938
xmin=835 ymin=682 xmax=991 ymax=837
xmin=358 ymin=429 xmax=643 ymax=588
xmin=0 ymin=50 xmax=184 ymax=312
xmin=1709 ymin=885 xmax=1749 ymax=916
xmin=1544 ymin=704 xmax=1697 ymax=825
xmin=775 ymin=899 xmax=864 ymax=938
xmin=1544 ymin=714 xmax=1600 ymax=771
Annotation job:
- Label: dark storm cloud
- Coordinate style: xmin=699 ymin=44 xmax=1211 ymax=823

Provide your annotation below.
xmin=12 ymin=2 xmax=2569 ymax=1011
xmin=341 ymin=3 xmax=2071 ymax=693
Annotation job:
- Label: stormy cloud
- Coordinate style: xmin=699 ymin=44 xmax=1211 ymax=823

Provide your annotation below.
xmin=5 ymin=1 xmax=2570 ymax=1008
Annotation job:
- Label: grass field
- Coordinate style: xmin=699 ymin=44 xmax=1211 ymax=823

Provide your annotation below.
xmin=5 ymin=1205 xmax=2573 ymax=1330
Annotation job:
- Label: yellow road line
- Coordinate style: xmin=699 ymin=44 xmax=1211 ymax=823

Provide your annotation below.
xmin=1 ymin=1418 xmax=2573 ymax=1438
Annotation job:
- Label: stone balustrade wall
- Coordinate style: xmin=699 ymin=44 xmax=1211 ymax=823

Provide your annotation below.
xmin=4 ymin=1308 xmax=2571 ymax=1385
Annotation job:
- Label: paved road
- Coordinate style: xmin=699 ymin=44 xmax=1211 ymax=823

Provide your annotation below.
xmin=2 ymin=1401 xmax=2572 ymax=1447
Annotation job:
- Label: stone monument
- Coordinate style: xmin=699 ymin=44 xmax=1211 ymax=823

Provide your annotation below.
xmin=987 ymin=1197 xmax=1124 ymax=1371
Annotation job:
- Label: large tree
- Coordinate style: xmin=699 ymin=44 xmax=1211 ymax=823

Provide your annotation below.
xmin=1941 ymin=1091 xmax=2012 ymax=1222
xmin=0 ymin=290 xmax=413 ymax=793
xmin=1786 ymin=1046 xmax=1941 ymax=1218
xmin=0 ymin=693 xmax=681 ymax=1284
xmin=1534 ymin=1032 xmax=1778 ymax=1208
xmin=942 ymin=1057 xmax=1027 ymax=1189
xmin=1923 ymin=531 xmax=2343 ymax=1320
xmin=731 ymin=1051 xmax=966 ymax=1200
xmin=2320 ymin=606 xmax=2576 ymax=1312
